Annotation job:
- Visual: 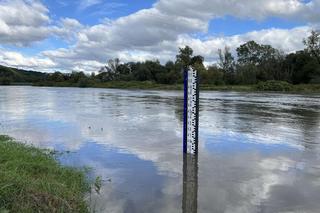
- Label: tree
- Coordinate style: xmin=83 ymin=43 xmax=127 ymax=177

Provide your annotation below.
xmin=236 ymin=41 xmax=283 ymax=81
xmin=304 ymin=30 xmax=320 ymax=64
xmin=218 ymin=47 xmax=235 ymax=72
xmin=191 ymin=55 xmax=204 ymax=65
xmin=192 ymin=56 xmax=207 ymax=83
xmin=206 ymin=65 xmax=224 ymax=85
xmin=131 ymin=61 xmax=153 ymax=81
xmin=236 ymin=64 xmax=258 ymax=84
xmin=69 ymin=71 xmax=87 ymax=83
xmin=117 ymin=63 xmax=131 ymax=75
xmin=145 ymin=60 xmax=166 ymax=82
xmin=107 ymin=58 xmax=120 ymax=73
xmin=158 ymin=61 xmax=182 ymax=84
xmin=237 ymin=41 xmax=281 ymax=66
xmin=218 ymin=46 xmax=236 ymax=84
xmin=237 ymin=41 xmax=263 ymax=65
xmin=47 ymin=72 xmax=65 ymax=82
xmin=98 ymin=58 xmax=121 ymax=81
xmin=176 ymin=46 xmax=193 ymax=68
xmin=284 ymin=51 xmax=320 ymax=84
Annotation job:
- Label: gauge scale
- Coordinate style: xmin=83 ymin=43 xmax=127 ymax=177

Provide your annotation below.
xmin=183 ymin=67 xmax=199 ymax=155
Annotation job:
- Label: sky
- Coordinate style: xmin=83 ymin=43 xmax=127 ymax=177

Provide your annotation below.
xmin=0 ymin=0 xmax=319 ymax=73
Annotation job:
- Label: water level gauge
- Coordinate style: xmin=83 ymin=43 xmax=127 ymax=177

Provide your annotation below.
xmin=183 ymin=67 xmax=199 ymax=155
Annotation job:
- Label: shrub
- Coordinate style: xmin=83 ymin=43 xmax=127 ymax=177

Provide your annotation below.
xmin=78 ymin=78 xmax=90 ymax=88
xmin=256 ymin=80 xmax=293 ymax=91
xmin=0 ymin=77 xmax=12 ymax=85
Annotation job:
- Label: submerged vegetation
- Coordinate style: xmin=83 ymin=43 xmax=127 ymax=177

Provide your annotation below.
xmin=0 ymin=135 xmax=90 ymax=212
xmin=1 ymin=30 xmax=320 ymax=92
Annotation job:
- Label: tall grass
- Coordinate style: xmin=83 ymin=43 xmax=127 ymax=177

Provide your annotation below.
xmin=0 ymin=135 xmax=90 ymax=212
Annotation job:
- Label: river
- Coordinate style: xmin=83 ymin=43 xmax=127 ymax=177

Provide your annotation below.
xmin=0 ymin=86 xmax=320 ymax=213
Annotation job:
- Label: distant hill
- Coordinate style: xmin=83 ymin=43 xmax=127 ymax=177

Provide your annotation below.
xmin=0 ymin=65 xmax=46 ymax=85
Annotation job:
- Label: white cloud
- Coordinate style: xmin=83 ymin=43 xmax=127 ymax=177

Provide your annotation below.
xmin=175 ymin=26 xmax=311 ymax=63
xmin=72 ymin=60 xmax=105 ymax=72
xmin=0 ymin=1 xmax=84 ymax=46
xmin=0 ymin=0 xmax=51 ymax=46
xmin=38 ymin=0 xmax=319 ymax=72
xmin=1 ymin=0 xmax=320 ymax=72
xmin=53 ymin=18 xmax=84 ymax=41
xmin=0 ymin=50 xmax=56 ymax=71
xmin=39 ymin=26 xmax=311 ymax=72
xmin=156 ymin=0 xmax=320 ymax=22
xmin=0 ymin=0 xmax=49 ymax=26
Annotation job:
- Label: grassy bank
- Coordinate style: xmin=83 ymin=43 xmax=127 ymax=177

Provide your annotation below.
xmin=33 ymin=80 xmax=184 ymax=90
xmin=202 ymin=82 xmax=320 ymax=93
xmin=31 ymin=80 xmax=320 ymax=93
xmin=0 ymin=135 xmax=90 ymax=212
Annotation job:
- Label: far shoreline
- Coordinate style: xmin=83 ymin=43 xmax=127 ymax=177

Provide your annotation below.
xmin=1 ymin=81 xmax=320 ymax=94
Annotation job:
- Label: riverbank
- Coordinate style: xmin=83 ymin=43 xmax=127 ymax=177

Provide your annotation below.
xmin=0 ymin=135 xmax=90 ymax=212
xmin=31 ymin=81 xmax=320 ymax=93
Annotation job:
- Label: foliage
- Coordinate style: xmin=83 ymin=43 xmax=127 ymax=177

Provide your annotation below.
xmin=256 ymin=80 xmax=293 ymax=91
xmin=237 ymin=41 xmax=280 ymax=66
xmin=237 ymin=40 xmax=284 ymax=82
xmin=0 ymin=77 xmax=11 ymax=85
xmin=176 ymin=45 xmax=193 ymax=68
xmin=303 ymin=30 xmax=320 ymax=64
xmin=284 ymin=50 xmax=320 ymax=84
xmin=218 ymin=46 xmax=236 ymax=84
xmin=94 ymin=176 xmax=102 ymax=195
xmin=0 ymin=135 xmax=90 ymax=212
xmin=0 ymin=65 xmax=46 ymax=85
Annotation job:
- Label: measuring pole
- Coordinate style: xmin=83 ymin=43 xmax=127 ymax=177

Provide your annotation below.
xmin=182 ymin=153 xmax=198 ymax=213
xmin=183 ymin=67 xmax=199 ymax=155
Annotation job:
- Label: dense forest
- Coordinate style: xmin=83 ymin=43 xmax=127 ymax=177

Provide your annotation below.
xmin=1 ymin=30 xmax=319 ymax=91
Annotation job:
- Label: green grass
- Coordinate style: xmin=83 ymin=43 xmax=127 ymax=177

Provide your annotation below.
xmin=289 ymin=83 xmax=320 ymax=93
xmin=0 ymin=135 xmax=90 ymax=213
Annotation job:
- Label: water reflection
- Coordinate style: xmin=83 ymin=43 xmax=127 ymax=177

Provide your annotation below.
xmin=182 ymin=154 xmax=198 ymax=213
xmin=1 ymin=86 xmax=320 ymax=212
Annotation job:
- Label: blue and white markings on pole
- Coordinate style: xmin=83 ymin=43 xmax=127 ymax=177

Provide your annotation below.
xmin=183 ymin=67 xmax=199 ymax=155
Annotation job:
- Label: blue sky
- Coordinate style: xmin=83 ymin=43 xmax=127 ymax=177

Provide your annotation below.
xmin=209 ymin=16 xmax=305 ymax=36
xmin=44 ymin=0 xmax=156 ymax=25
xmin=0 ymin=0 xmax=319 ymax=72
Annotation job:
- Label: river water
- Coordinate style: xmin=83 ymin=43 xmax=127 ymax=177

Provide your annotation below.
xmin=0 ymin=86 xmax=320 ymax=213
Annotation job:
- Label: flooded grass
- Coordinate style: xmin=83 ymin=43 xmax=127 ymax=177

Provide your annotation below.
xmin=0 ymin=135 xmax=90 ymax=212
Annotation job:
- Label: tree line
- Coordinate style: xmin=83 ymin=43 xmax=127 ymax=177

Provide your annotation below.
xmin=1 ymin=30 xmax=319 ymax=87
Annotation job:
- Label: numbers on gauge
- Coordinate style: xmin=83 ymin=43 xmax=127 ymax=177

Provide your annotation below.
xmin=185 ymin=68 xmax=198 ymax=155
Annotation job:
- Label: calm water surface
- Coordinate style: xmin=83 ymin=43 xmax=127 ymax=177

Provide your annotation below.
xmin=0 ymin=86 xmax=320 ymax=213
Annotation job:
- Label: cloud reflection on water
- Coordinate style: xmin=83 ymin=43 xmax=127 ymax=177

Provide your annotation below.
xmin=0 ymin=86 xmax=320 ymax=212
